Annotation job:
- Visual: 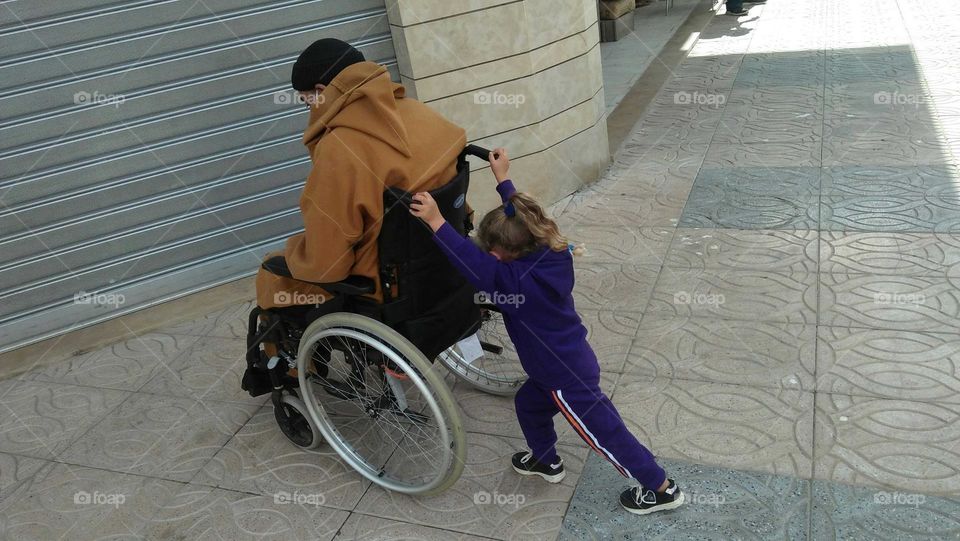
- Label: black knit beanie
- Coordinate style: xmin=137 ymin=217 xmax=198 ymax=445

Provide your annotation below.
xmin=291 ymin=38 xmax=365 ymax=90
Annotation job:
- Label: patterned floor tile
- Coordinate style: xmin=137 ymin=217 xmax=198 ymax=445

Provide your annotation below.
xmin=561 ymin=224 xmax=673 ymax=265
xmin=825 ymin=64 xmax=925 ymax=86
xmin=817 ymin=326 xmax=960 ymax=403
xmin=0 ymin=452 xmax=51 ymax=500
xmin=560 ymin=189 xmax=686 ymax=228
xmin=929 ymin=93 xmax=960 ymax=116
xmin=673 ymin=55 xmax=743 ymax=81
xmin=824 ymin=116 xmax=943 ymax=141
xmin=559 ymin=457 xmax=810 ymax=541
xmin=679 ymin=192 xmax=819 ymax=230
xmin=714 ymin=113 xmax=823 ymax=145
xmin=825 ymin=48 xmax=922 ymax=79
xmin=648 ymin=269 xmax=818 ymax=325
xmin=596 ymin=167 xmax=697 ymax=205
xmin=163 ymin=299 xmax=255 ymax=339
xmin=735 ymin=55 xmax=825 ymax=87
xmin=0 ymin=380 xmax=129 ymax=460
xmin=354 ymin=433 xmax=588 ymax=540
xmin=824 ymin=82 xmax=928 ymax=113
xmin=139 ymin=484 xmax=349 ymax=541
xmin=659 ymin=73 xmax=736 ymax=96
xmin=646 ymin=95 xmax=730 ymax=119
xmin=725 ymin=85 xmax=824 ymax=111
xmin=194 ymin=405 xmax=370 ymax=512
xmin=614 ymin=142 xmax=709 ymax=170
xmin=21 ymin=333 xmax=199 ymax=392
xmin=811 ymin=480 xmax=960 ymax=540
xmin=822 ymin=138 xmax=955 ymax=167
xmin=825 ymin=102 xmax=941 ymax=124
xmin=820 ymin=273 xmax=960 ymax=332
xmin=335 ymin=514 xmax=492 ymax=541
xmin=828 ymin=95 xmax=939 ymax=122
xmin=579 ymin=310 xmax=644 ymax=373
xmin=814 ymin=393 xmax=960 ymax=496
xmin=139 ymin=335 xmax=266 ymax=405
xmin=630 ymin=115 xmax=721 ymax=145
xmin=604 ymin=159 xmax=701 ymax=193
xmin=821 ymin=195 xmax=960 ymax=233
xmin=627 ymin=316 xmax=815 ymax=391
xmin=821 ymin=164 xmax=960 ymax=198
xmin=820 ymin=231 xmax=960 ymax=276
xmin=720 ymin=100 xmax=822 ymax=125
xmin=0 ymin=462 xmax=183 ymax=540
xmin=571 ymin=264 xmax=660 ymax=312
xmin=666 ymin=228 xmax=818 ymax=272
xmin=59 ymin=393 xmax=258 ymax=482
xmin=611 ymin=375 xmax=814 ymax=478
xmin=701 ymin=141 xmax=822 ymax=170
xmin=692 ymin=165 xmax=821 ymax=197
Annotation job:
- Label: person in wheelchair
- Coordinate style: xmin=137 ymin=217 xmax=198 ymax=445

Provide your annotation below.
xmin=251 ymin=38 xmax=469 ymax=360
xmin=241 ymin=38 xmax=531 ymax=498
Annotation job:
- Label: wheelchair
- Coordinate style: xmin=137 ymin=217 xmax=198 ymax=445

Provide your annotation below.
xmin=243 ymin=145 xmax=527 ymax=495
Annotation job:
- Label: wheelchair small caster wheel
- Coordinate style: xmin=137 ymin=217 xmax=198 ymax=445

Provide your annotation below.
xmin=274 ymin=392 xmax=323 ymax=450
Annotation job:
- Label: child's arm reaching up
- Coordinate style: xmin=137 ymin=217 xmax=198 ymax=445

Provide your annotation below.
xmin=488 ymin=148 xmax=518 ymax=208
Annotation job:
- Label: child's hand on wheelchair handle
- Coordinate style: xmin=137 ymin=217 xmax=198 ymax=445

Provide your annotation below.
xmin=410 ymin=192 xmax=446 ymax=232
xmin=490 ymin=147 xmax=509 ymax=183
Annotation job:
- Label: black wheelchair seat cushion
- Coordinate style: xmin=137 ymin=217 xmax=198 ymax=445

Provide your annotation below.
xmin=261 ymin=255 xmax=375 ymax=296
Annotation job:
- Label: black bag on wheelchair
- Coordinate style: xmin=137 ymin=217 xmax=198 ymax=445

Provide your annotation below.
xmin=377 ymin=155 xmax=482 ymax=360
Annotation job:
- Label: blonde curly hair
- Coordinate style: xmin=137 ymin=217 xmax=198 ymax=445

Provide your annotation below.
xmin=477 ymin=192 xmax=584 ymax=259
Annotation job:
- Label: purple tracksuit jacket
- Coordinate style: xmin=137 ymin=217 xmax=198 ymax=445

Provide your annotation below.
xmin=432 ymin=180 xmax=600 ymax=388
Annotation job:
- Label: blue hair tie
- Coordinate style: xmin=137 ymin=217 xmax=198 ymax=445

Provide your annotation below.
xmin=504 ymin=201 xmax=516 ymax=217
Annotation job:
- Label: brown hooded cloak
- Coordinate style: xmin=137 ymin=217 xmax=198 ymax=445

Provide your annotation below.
xmin=255 ymin=61 xmax=467 ymax=308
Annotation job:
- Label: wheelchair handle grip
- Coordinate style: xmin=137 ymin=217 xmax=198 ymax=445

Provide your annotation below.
xmin=463 ymin=144 xmax=499 ymax=161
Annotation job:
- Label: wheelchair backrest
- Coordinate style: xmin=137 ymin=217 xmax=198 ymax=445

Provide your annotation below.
xmin=378 ymin=156 xmax=471 ymax=268
xmin=375 ymin=155 xmax=481 ymax=359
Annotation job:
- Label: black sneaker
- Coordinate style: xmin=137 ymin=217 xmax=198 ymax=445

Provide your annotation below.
xmin=744 ymin=0 xmax=766 ymax=3
xmin=511 ymin=451 xmax=565 ymax=483
xmin=620 ymin=479 xmax=684 ymax=515
xmin=725 ymin=8 xmax=748 ymax=15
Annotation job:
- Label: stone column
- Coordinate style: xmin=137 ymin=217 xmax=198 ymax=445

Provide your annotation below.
xmin=386 ymin=0 xmax=609 ymax=211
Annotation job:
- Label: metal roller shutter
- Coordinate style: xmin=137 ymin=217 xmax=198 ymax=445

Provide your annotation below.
xmin=0 ymin=0 xmax=399 ymax=352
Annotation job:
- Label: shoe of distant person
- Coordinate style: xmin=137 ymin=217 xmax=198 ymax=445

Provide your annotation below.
xmin=726 ymin=8 xmax=748 ymax=15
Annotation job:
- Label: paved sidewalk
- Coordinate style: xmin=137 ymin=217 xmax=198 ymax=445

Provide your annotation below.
xmin=2 ymin=0 xmax=960 ymax=539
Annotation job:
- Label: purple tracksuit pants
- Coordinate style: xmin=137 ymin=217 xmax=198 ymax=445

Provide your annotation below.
xmin=514 ymin=375 xmax=667 ymax=490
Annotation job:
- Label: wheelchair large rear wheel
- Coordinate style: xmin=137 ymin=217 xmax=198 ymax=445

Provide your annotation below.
xmin=296 ymin=313 xmax=466 ymax=495
xmin=437 ymin=307 xmax=527 ymax=396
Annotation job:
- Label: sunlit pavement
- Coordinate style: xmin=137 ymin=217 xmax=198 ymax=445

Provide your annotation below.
xmin=2 ymin=0 xmax=960 ymax=539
